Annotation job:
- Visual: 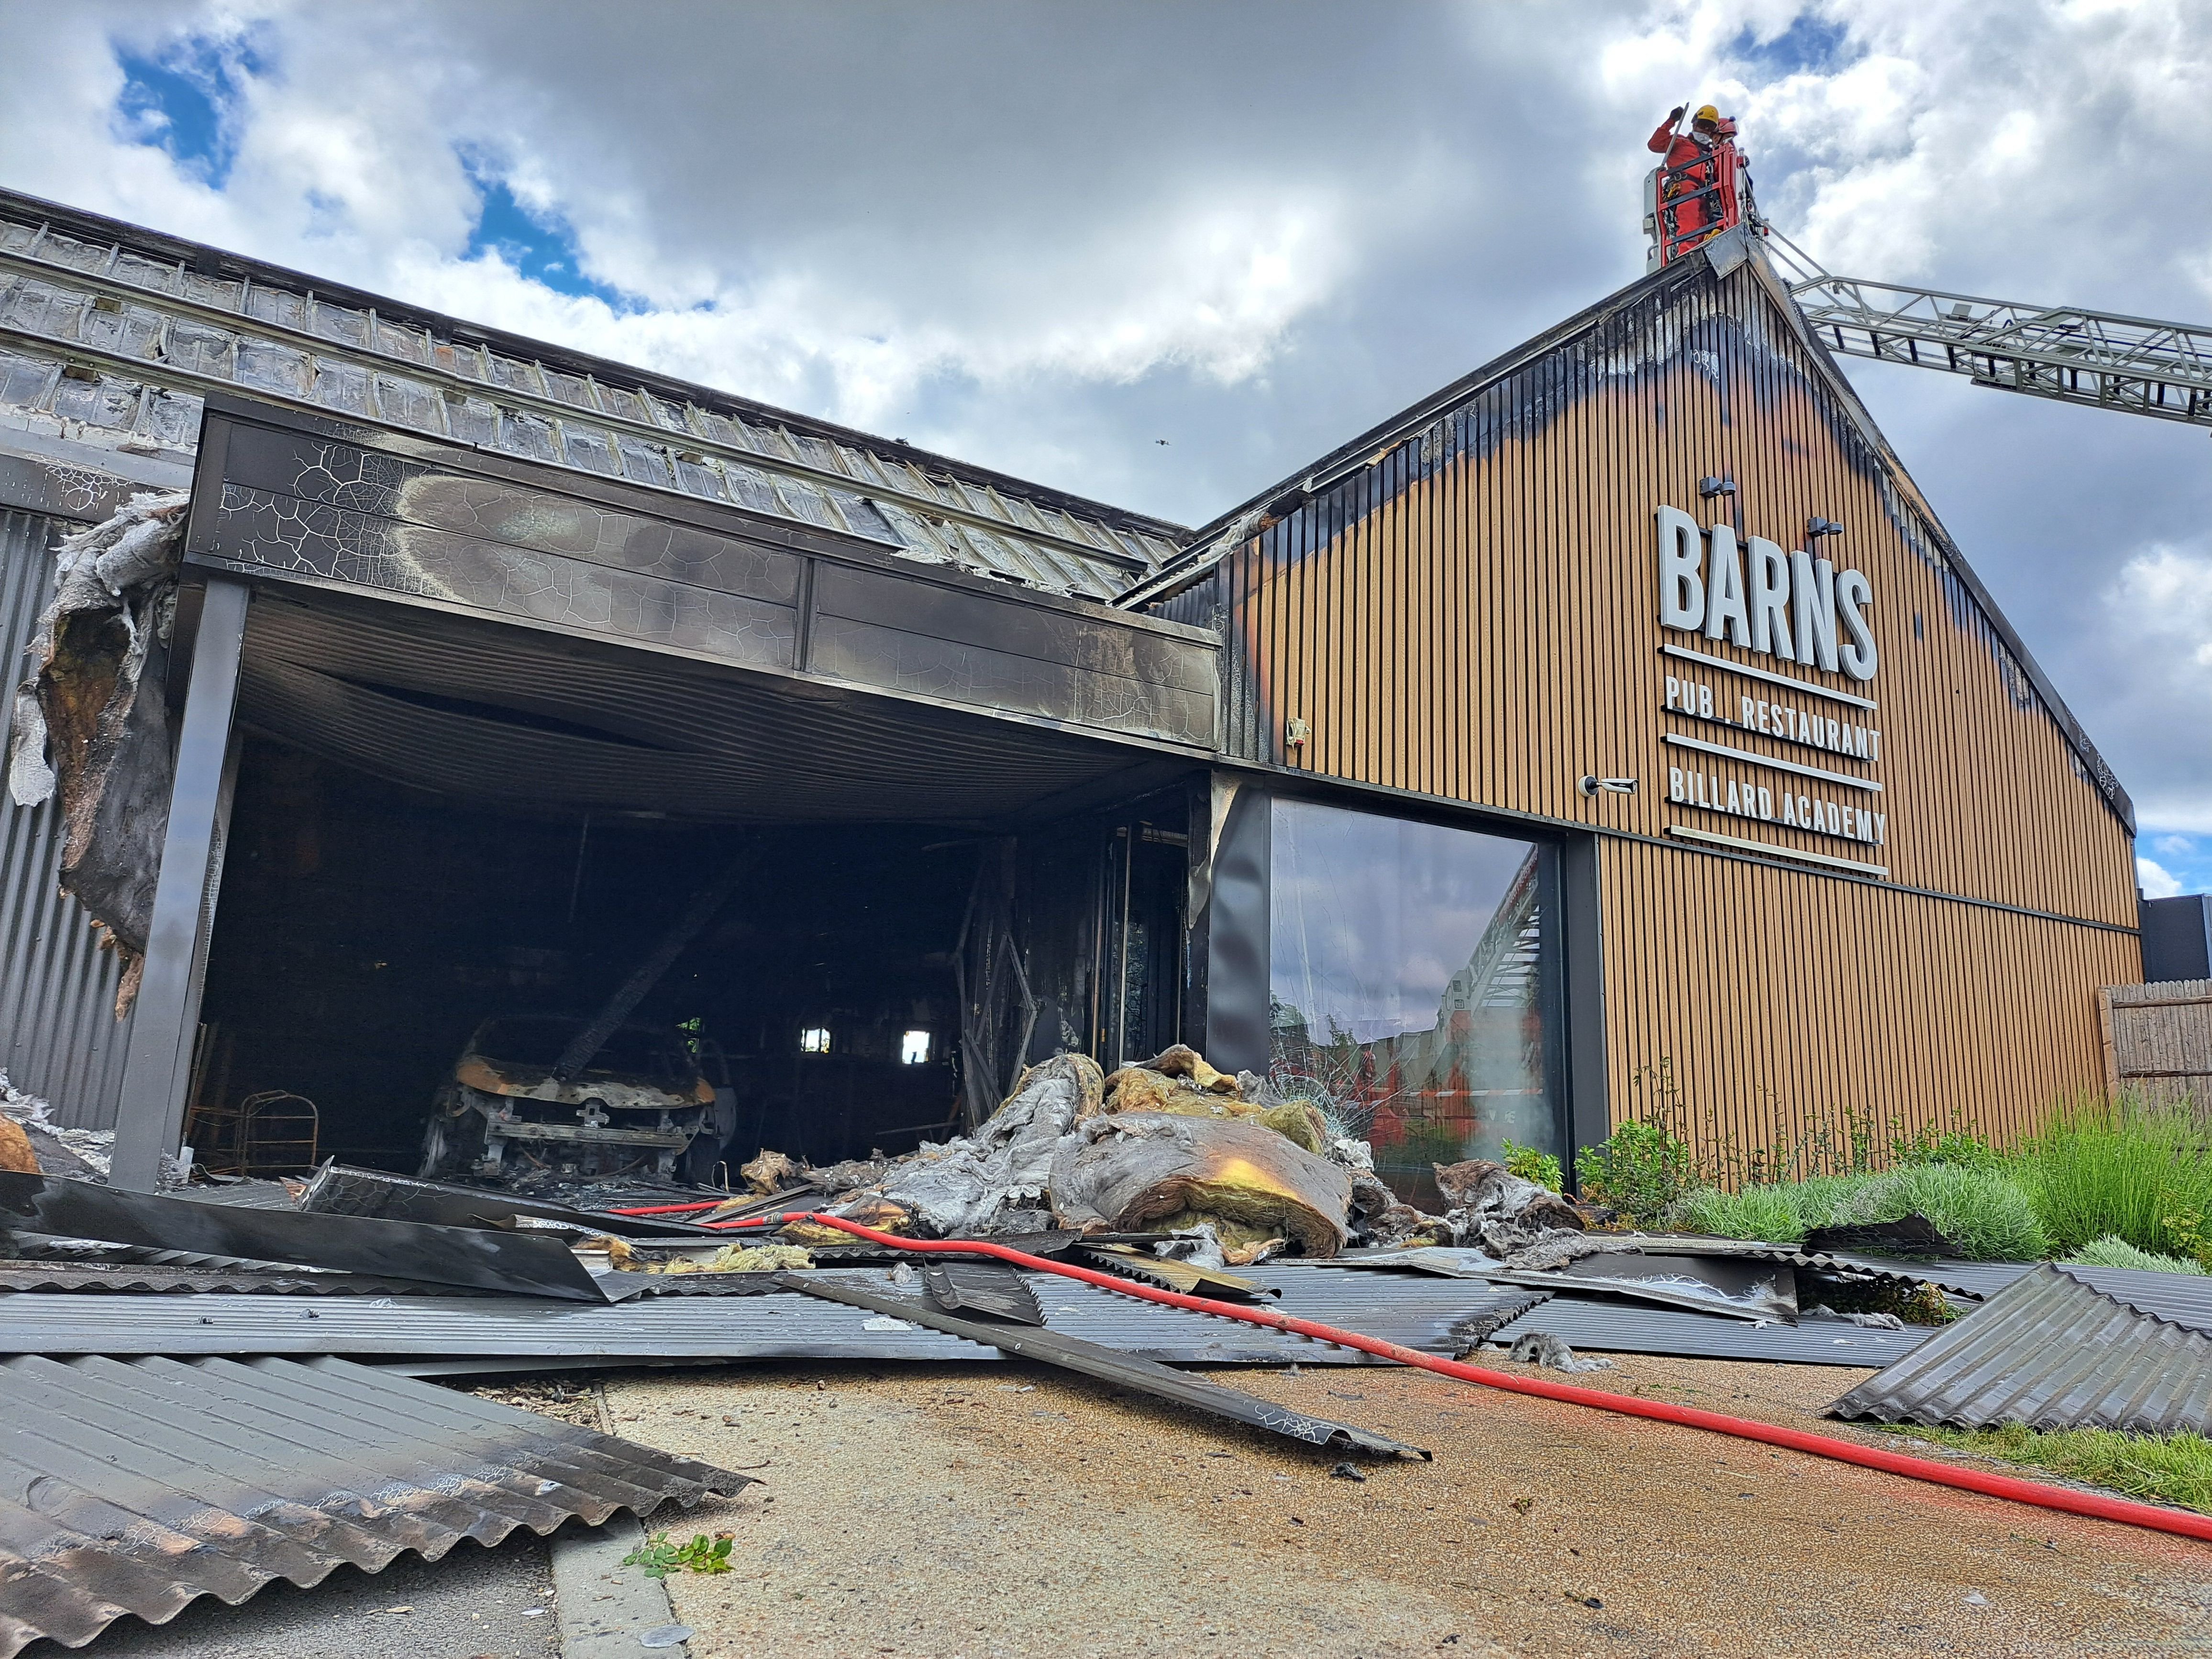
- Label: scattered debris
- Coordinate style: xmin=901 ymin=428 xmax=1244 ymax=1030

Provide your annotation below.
xmin=1508 ymin=1332 xmax=1615 ymax=1373
xmin=1051 ymin=1113 xmax=1351 ymax=1261
xmin=6 ymin=490 xmax=191 ymax=1013
xmin=1329 ymin=1461 xmax=1368 ymax=1482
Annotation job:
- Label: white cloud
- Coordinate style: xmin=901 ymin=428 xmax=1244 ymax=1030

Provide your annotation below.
xmin=3 ymin=0 xmax=2212 ymax=820
xmin=2139 ymin=857 xmax=2184 ymax=899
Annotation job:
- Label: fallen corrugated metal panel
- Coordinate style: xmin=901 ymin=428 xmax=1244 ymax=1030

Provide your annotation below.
xmin=780 ymin=1273 xmax=1431 ymax=1460
xmin=0 ymin=1265 xmax=1545 ymax=1367
xmin=0 ymin=1173 xmax=615 ymax=1302
xmin=299 ymin=1163 xmax=730 ymax=1239
xmin=0 ymin=1262 xmax=464 ymax=1296
xmin=0 ymin=509 xmax=135 ymax=1134
xmin=2058 ymin=1263 xmax=2212 ymax=1335
xmin=0 ymin=1351 xmax=753 ymax=1659
xmin=1482 ymin=1254 xmax=1798 ymax=1324
xmin=922 ymin=1260 xmax=1045 ymax=1325
xmin=1827 ymin=1263 xmax=2212 ymax=1434
xmin=1485 ymin=1295 xmax=1934 ymax=1367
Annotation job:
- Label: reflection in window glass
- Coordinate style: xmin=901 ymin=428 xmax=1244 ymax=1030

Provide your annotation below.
xmin=1268 ymin=799 xmax=1551 ymax=1208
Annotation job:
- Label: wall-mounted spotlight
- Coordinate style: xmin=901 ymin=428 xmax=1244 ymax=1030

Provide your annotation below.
xmin=1579 ymin=775 xmax=1639 ymax=797
xmin=1283 ymin=715 xmax=1311 ymax=752
xmin=1697 ymin=476 xmax=1737 ymax=498
xmin=1808 ymin=516 xmax=1845 ymax=538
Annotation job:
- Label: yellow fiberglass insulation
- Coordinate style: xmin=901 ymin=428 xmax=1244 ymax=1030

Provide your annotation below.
xmin=1048 ymin=1113 xmax=1351 ymax=1259
xmin=1098 ymin=1067 xmax=1329 ymax=1155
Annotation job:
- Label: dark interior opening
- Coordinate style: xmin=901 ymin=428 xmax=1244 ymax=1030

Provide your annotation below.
xmin=192 ymin=734 xmax=1195 ymax=1181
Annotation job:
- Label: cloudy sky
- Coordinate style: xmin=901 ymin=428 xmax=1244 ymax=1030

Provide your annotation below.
xmin=3 ymin=0 xmax=2208 ymax=891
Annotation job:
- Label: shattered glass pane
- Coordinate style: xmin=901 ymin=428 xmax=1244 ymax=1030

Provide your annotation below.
xmin=1269 ymin=799 xmax=1553 ymax=1207
xmin=443 ymin=395 xmax=498 ymax=446
xmin=310 ymin=303 xmax=367 ymax=347
xmin=374 ymin=373 xmax=444 ymax=432
xmin=0 ymin=347 xmax=59 ymax=409
xmin=617 ymin=439 xmax=674 ymax=488
xmin=563 ymin=425 xmax=620 ymax=475
xmin=81 ymin=304 xmax=163 ymax=358
xmin=497 ymin=409 xmax=558 ymax=463
xmin=311 ymin=360 xmax=372 ymax=415
xmin=164 ymin=321 xmax=236 ymax=376
xmin=111 ymin=252 xmax=178 ymax=294
xmin=236 ymin=338 xmax=310 ymax=397
xmin=2 ymin=280 xmax=89 ymax=340
xmin=51 ymin=372 xmax=140 ymax=428
xmin=140 ymin=390 xmax=201 ymax=451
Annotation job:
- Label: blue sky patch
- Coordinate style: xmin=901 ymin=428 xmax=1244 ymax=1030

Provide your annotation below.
xmin=465 ymin=167 xmax=638 ymax=311
xmin=1730 ymin=12 xmax=1858 ymax=80
xmin=113 ymin=30 xmax=272 ymax=188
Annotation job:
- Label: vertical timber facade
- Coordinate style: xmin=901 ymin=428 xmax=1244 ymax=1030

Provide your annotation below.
xmin=1202 ymin=241 xmax=2139 ymax=1161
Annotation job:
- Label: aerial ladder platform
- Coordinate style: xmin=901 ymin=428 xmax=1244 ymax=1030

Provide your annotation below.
xmin=1643 ymin=115 xmax=2212 ymax=432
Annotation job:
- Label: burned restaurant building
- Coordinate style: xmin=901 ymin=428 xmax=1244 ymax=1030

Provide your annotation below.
xmin=0 ymin=190 xmax=2143 ymax=1199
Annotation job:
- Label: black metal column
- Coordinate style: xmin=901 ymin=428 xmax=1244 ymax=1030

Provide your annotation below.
xmin=111 ymin=575 xmax=250 ymax=1190
xmin=1559 ymin=832 xmax=1611 ymax=1167
xmin=1202 ymin=780 xmax=1271 ymax=1076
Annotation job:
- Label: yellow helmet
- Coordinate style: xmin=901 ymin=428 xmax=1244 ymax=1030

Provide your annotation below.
xmin=1694 ymin=104 xmax=1721 ymax=122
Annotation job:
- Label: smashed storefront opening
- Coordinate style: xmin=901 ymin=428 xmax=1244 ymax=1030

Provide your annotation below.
xmin=0 ymin=190 xmax=2143 ymax=1247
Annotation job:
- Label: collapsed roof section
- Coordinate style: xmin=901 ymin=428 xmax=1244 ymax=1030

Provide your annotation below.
xmin=0 ymin=188 xmax=1185 ymax=602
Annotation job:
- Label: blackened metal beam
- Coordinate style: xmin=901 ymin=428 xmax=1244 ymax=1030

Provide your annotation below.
xmin=775 ymin=1271 xmax=1429 ymax=1459
xmin=111 ymin=574 xmax=249 ymax=1191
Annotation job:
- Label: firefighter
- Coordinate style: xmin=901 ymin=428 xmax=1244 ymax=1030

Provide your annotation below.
xmin=1648 ymin=104 xmax=1724 ymax=249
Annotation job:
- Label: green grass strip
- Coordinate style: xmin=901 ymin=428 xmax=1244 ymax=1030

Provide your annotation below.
xmin=1876 ymin=1422 xmax=2212 ymax=1515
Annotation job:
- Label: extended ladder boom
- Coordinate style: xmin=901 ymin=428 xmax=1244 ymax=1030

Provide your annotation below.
xmin=1766 ymin=232 xmax=2212 ymax=431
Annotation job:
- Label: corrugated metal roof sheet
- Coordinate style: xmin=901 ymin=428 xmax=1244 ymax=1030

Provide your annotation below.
xmin=0 ymin=1351 xmax=751 ymax=1658
xmin=0 ymin=1263 xmax=1542 ymax=1367
xmin=0 ymin=191 xmax=1188 ymax=604
xmin=1826 ymin=1263 xmax=2212 ymax=1434
xmin=1485 ymin=1295 xmax=1934 ymax=1367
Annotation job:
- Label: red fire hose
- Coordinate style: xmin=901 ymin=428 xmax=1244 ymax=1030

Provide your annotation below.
xmin=623 ymin=1207 xmax=2212 ymax=1545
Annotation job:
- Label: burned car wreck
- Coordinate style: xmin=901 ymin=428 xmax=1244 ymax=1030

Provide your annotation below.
xmin=420 ymin=1017 xmax=721 ymax=1183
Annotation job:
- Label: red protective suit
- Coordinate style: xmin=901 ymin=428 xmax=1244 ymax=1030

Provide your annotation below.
xmin=1648 ymin=118 xmax=1717 ymax=241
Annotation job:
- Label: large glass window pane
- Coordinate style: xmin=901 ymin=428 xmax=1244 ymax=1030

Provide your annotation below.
xmin=1267 ymin=798 xmax=1553 ymax=1209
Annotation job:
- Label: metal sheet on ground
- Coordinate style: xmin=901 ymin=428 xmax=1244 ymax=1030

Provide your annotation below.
xmin=0 ymin=1263 xmax=1544 ymax=1366
xmin=778 ymin=1272 xmax=1431 ymax=1460
xmin=299 ymin=1164 xmax=728 ymax=1239
xmin=1485 ymin=1295 xmax=1934 ymax=1366
xmin=922 ymin=1260 xmax=1046 ymax=1324
xmin=0 ymin=1352 xmax=751 ymax=1659
xmin=0 ymin=1173 xmax=612 ymax=1302
xmin=1827 ymin=1263 xmax=2212 ymax=1433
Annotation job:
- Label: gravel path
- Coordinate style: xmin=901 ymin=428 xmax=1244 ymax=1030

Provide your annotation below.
xmin=598 ymin=1350 xmax=2212 ymax=1658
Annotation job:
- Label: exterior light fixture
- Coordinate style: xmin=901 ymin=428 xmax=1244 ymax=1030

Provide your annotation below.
xmin=1697 ymin=476 xmax=1737 ymax=498
xmin=1284 ymin=715 xmax=1310 ymax=752
xmin=1579 ymin=775 xmax=1639 ymax=796
xmin=900 ymin=1030 xmax=931 ymax=1064
xmin=799 ymin=1027 xmax=831 ymax=1054
xmin=1808 ymin=517 xmax=1845 ymax=538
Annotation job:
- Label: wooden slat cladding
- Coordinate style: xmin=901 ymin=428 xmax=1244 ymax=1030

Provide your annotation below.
xmin=1222 ymin=263 xmax=2133 ymax=924
xmin=1218 ymin=254 xmax=2140 ymax=1144
xmin=2100 ymin=980 xmax=2212 ymax=1107
xmin=1603 ymin=836 xmax=2137 ymax=1153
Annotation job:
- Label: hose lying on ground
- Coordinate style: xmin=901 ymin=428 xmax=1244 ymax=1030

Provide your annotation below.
xmin=599 ymin=1203 xmax=2212 ymax=1545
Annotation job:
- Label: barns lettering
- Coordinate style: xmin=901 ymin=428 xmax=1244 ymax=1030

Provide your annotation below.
xmin=1654 ymin=505 xmax=1877 ymax=682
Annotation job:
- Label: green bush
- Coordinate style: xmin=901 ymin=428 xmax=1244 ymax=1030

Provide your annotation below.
xmin=1669 ymin=1174 xmax=1869 ymax=1242
xmin=1670 ymin=1165 xmax=2044 ymax=1260
xmin=1889 ymin=1123 xmax=2002 ymax=1170
xmin=1576 ymin=1119 xmax=1694 ymax=1223
xmin=1500 ymin=1139 xmax=1564 ymax=1194
xmin=2016 ymin=1095 xmax=2212 ymax=1257
xmin=2065 ymin=1235 xmax=2208 ymax=1275
xmin=1852 ymin=1163 xmax=2046 ymax=1262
